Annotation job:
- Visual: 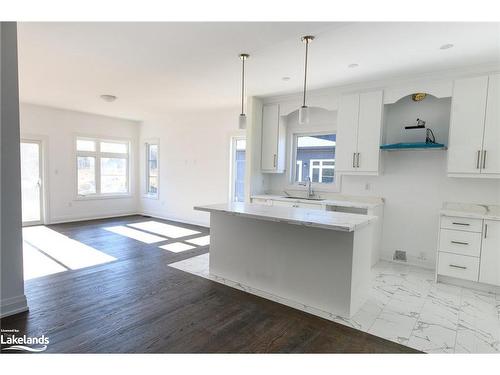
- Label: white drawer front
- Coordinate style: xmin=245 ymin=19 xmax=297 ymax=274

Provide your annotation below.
xmin=439 ymin=229 xmax=482 ymax=257
xmin=295 ymin=202 xmax=323 ymax=210
xmin=440 ymin=216 xmax=482 ymax=233
xmin=438 ymin=252 xmax=479 ymax=281
xmin=272 ymin=200 xmax=295 ymax=207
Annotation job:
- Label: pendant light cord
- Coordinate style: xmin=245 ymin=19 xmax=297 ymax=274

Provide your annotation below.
xmin=241 ymin=57 xmax=245 ymax=115
xmin=302 ymin=39 xmax=309 ymax=108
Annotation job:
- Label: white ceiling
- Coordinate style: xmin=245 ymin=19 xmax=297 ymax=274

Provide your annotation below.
xmin=17 ymin=22 xmax=500 ymax=121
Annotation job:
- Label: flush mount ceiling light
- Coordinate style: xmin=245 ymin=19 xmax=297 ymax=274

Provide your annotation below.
xmin=348 ymin=63 xmax=359 ymax=68
xmin=440 ymin=43 xmax=454 ymax=50
xmin=238 ymin=53 xmax=249 ymax=130
xmin=282 ymin=76 xmax=291 ymax=81
xmin=298 ymin=35 xmax=315 ymax=125
xmin=100 ymin=94 xmax=117 ymax=102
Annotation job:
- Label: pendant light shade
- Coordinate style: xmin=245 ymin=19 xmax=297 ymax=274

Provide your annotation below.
xmin=238 ymin=113 xmax=247 ymax=129
xmin=298 ymin=35 xmax=314 ymax=125
xmin=238 ymin=53 xmax=249 ymax=130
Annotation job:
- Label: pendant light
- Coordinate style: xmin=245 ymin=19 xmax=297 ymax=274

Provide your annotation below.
xmin=298 ymin=35 xmax=315 ymax=125
xmin=238 ymin=53 xmax=249 ymax=129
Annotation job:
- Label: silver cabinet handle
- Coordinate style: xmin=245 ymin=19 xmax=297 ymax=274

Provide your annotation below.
xmin=273 ymin=154 xmax=276 ymax=168
xmin=482 ymin=150 xmax=487 ymax=169
xmin=449 ymin=264 xmax=467 ymax=270
xmin=352 ymin=153 xmax=356 ymax=168
xmin=451 ymin=241 xmax=469 ymax=245
xmin=356 ymin=152 xmax=360 ymax=168
xmin=484 ymin=223 xmax=488 ymax=239
xmin=452 ymin=222 xmax=470 ymax=226
xmin=476 ymin=150 xmax=481 ymax=169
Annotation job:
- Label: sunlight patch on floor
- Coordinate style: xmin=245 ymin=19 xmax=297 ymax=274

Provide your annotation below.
xmin=185 ymin=235 xmax=210 ymax=246
xmin=128 ymin=220 xmax=200 ymax=238
xmin=23 ymin=241 xmax=67 ymax=280
xmin=159 ymin=242 xmax=196 ymax=253
xmin=104 ymin=225 xmax=166 ymax=244
xmin=23 ymin=226 xmax=117 ymax=273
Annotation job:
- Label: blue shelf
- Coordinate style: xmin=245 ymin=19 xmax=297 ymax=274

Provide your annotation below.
xmin=380 ymin=142 xmax=447 ymax=151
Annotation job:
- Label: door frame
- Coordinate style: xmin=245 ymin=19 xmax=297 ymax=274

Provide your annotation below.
xmin=21 ymin=135 xmax=49 ymax=226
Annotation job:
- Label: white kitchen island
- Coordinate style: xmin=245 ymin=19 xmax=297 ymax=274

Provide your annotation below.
xmin=194 ymin=202 xmax=377 ymax=319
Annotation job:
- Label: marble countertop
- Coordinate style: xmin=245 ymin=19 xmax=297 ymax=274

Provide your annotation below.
xmin=194 ymin=202 xmax=377 ymax=232
xmin=440 ymin=202 xmax=500 ymax=221
xmin=251 ymin=194 xmax=384 ymax=209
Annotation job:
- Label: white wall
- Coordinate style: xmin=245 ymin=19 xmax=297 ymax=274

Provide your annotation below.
xmin=139 ymin=107 xmax=241 ymax=227
xmin=1 ymin=22 xmax=28 ymax=318
xmin=20 ymin=103 xmax=140 ymax=223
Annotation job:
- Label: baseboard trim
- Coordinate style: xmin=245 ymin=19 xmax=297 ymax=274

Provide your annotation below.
xmin=0 ymin=294 xmax=29 ymax=318
xmin=49 ymin=211 xmax=139 ymax=225
xmin=139 ymin=211 xmax=209 ymax=229
xmin=437 ymin=275 xmax=500 ymax=294
xmin=379 ymin=253 xmax=435 ymax=271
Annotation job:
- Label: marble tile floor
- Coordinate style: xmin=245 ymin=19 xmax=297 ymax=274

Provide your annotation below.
xmin=169 ymin=254 xmax=500 ymax=354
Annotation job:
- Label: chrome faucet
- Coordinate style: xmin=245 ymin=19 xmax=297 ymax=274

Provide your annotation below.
xmin=299 ymin=177 xmax=314 ymax=198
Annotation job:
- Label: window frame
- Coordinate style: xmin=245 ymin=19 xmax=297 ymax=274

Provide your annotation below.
xmin=289 ymin=131 xmax=339 ymax=192
xmin=75 ymin=136 xmax=131 ymax=200
xmin=144 ymin=141 xmax=159 ymax=199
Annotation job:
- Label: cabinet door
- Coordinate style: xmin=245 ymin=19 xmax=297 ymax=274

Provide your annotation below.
xmin=479 ymin=220 xmax=500 ymax=286
xmin=261 ymin=104 xmax=280 ymax=171
xmin=447 ymin=76 xmax=488 ymax=175
xmin=335 ymin=93 xmax=359 ymax=172
xmin=481 ymin=74 xmax=500 ymax=175
xmin=356 ymin=90 xmax=383 ymax=173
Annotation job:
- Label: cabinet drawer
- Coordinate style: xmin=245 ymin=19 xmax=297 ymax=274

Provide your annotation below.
xmin=438 ymin=229 xmax=482 ymax=257
xmin=438 ymin=252 xmax=479 ymax=281
xmin=295 ymin=202 xmax=323 ymax=210
xmin=440 ymin=216 xmax=483 ymax=233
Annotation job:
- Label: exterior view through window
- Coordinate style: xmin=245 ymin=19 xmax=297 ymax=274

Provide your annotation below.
xmin=76 ymin=138 xmax=129 ymax=196
xmin=232 ymin=138 xmax=246 ymax=202
xmin=294 ymin=133 xmax=336 ymax=184
xmin=146 ymin=143 xmax=159 ymax=197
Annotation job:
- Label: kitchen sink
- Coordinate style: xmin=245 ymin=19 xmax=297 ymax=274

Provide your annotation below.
xmin=282 ymin=196 xmax=325 ymax=201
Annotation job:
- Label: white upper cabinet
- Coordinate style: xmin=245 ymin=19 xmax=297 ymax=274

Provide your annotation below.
xmin=336 ymin=90 xmax=383 ymax=175
xmin=261 ymin=103 xmax=286 ymax=173
xmin=479 ymin=220 xmax=500 ymax=286
xmin=448 ymin=74 xmax=500 ymax=177
xmin=482 ymin=73 xmax=500 ymax=175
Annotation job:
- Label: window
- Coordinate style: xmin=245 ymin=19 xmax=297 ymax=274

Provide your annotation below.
xmin=293 ymin=133 xmax=336 ymax=184
xmin=230 ymin=137 xmax=246 ymax=202
xmin=76 ymin=138 xmax=130 ymax=197
xmin=145 ymin=142 xmax=159 ymax=197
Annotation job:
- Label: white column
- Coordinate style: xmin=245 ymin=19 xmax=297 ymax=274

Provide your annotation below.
xmin=1 ymin=22 xmax=28 ymax=318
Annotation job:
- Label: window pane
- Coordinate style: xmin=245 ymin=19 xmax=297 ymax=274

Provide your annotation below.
xmin=295 ymin=134 xmax=336 ymax=184
xmin=77 ymin=139 xmax=96 ymax=152
xmin=77 ymin=156 xmax=96 ymax=195
xmin=233 ymin=138 xmax=246 ymax=202
xmin=101 ymin=158 xmax=127 ymax=193
xmin=100 ymin=141 xmax=128 ymax=154
xmin=148 ymin=144 xmax=158 ymax=161
xmin=148 ymin=176 xmax=158 ymax=194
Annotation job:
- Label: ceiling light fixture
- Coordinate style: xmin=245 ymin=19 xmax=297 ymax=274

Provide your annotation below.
xmin=440 ymin=43 xmax=454 ymax=50
xmin=238 ymin=53 xmax=249 ymax=130
xmin=282 ymin=76 xmax=291 ymax=81
xmin=298 ymin=35 xmax=315 ymax=125
xmin=348 ymin=63 xmax=359 ymax=68
xmin=100 ymin=94 xmax=117 ymax=102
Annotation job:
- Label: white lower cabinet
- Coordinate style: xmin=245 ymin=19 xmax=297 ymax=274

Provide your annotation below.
xmin=437 ymin=215 xmax=500 ymax=286
xmin=479 ymin=220 xmax=500 ymax=286
xmin=438 ymin=252 xmax=480 ymax=282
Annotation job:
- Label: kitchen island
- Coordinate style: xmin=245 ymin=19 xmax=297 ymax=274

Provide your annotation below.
xmin=194 ymin=202 xmax=377 ymax=319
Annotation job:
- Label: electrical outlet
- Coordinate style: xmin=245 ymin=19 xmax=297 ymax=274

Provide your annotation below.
xmin=365 ymin=182 xmax=371 ymax=191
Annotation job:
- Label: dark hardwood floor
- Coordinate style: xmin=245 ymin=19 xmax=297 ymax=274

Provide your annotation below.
xmin=1 ymin=215 xmax=420 ymax=353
